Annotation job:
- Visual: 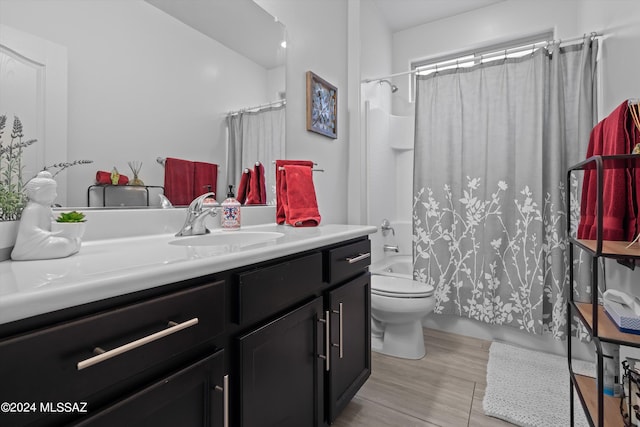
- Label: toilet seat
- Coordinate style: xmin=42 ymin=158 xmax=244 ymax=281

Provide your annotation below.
xmin=371 ymin=275 xmax=434 ymax=298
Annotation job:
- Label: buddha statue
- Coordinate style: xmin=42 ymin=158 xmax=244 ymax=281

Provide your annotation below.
xmin=11 ymin=171 xmax=81 ymax=260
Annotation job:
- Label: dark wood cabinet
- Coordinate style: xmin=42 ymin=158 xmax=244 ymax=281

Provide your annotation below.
xmin=0 ymin=236 xmax=371 ymax=427
xmin=71 ymin=350 xmax=227 ymax=427
xmin=238 ymin=297 xmax=325 ymax=427
xmin=235 ymin=238 xmax=372 ymax=427
xmin=326 ymin=273 xmax=371 ymax=423
xmin=0 ymin=280 xmax=226 ymax=427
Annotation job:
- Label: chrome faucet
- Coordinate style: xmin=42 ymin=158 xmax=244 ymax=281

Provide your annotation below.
xmin=380 ymin=219 xmax=395 ymax=236
xmin=383 ymin=244 xmax=400 ymax=253
xmin=175 ymin=192 xmax=218 ymax=237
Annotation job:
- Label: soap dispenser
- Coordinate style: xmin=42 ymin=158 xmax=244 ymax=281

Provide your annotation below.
xmin=221 ymin=185 xmax=241 ymax=230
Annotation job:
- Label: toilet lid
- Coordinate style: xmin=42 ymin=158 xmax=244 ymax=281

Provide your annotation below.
xmin=371 ymin=275 xmax=434 ymax=298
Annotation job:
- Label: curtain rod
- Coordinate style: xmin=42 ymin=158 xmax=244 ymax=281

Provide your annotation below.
xmin=227 ymin=99 xmax=286 ymax=117
xmin=361 ymin=32 xmax=601 ymax=83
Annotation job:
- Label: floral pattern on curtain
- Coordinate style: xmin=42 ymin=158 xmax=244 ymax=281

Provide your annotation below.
xmin=413 ymin=40 xmax=597 ymax=338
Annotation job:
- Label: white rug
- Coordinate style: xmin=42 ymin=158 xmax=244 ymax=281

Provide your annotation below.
xmin=483 ymin=341 xmax=594 ymax=427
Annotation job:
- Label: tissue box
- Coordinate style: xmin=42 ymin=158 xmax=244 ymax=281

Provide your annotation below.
xmin=604 ymin=300 xmax=640 ymax=334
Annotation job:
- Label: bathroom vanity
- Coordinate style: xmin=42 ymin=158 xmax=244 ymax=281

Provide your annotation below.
xmin=0 ymin=221 xmax=375 ymax=427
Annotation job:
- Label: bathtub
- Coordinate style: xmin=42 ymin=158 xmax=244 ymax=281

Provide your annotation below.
xmin=370 ymin=254 xmax=413 ymax=280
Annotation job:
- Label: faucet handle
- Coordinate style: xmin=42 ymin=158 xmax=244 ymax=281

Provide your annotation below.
xmin=189 ymin=192 xmax=217 ymax=210
xmin=380 ymin=219 xmax=395 ymax=236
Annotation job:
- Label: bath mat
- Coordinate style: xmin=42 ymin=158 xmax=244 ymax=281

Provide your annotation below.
xmin=483 ymin=341 xmax=594 ymax=427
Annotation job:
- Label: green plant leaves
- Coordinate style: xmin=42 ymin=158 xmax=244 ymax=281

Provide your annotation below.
xmin=55 ymin=211 xmax=86 ymax=223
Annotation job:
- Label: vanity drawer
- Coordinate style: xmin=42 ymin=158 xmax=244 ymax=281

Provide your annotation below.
xmin=0 ymin=280 xmax=224 ymax=427
xmin=325 ymin=238 xmax=371 ymax=285
xmin=236 ymin=252 xmax=323 ymax=325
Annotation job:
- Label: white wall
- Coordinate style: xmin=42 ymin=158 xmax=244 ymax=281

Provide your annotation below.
xmin=359 ymin=0 xmax=395 ymax=259
xmin=360 ymin=0 xmax=393 ymax=114
xmin=256 ymin=0 xmax=350 ymax=225
xmin=1 ymin=0 xmax=275 ymax=207
xmin=577 ymin=1 xmax=640 ymax=117
xmin=391 ymin=1 xmax=579 ymax=106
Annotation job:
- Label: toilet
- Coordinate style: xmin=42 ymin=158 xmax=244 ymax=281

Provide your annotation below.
xmin=370 ymin=275 xmax=435 ymax=360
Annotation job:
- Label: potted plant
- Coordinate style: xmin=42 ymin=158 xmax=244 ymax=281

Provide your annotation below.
xmin=0 ymin=115 xmax=92 ymax=260
xmin=51 ymin=210 xmax=87 ymax=240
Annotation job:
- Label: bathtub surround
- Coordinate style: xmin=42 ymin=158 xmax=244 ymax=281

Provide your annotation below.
xmin=413 ymin=39 xmax=597 ymax=338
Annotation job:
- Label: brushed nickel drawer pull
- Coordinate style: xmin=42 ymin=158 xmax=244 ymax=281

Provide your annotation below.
xmin=215 ymin=374 xmax=229 ymax=427
xmin=317 ymin=311 xmax=330 ymax=371
xmin=345 ymin=252 xmax=370 ymax=264
xmin=77 ymin=317 xmax=199 ymax=371
xmin=332 ymin=302 xmax=344 ymax=359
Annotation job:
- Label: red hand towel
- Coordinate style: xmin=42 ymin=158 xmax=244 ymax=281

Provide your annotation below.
xmin=193 ymin=161 xmax=218 ymax=199
xmin=578 ymin=101 xmax=640 ymax=241
xmin=95 ymin=170 xmax=129 ymax=185
xmin=632 ymin=124 xmax=640 ymax=239
xmin=282 ymin=165 xmax=321 ymax=227
xmin=164 ymin=157 xmax=194 ymax=206
xmin=577 ymin=122 xmax=602 ymax=239
xmin=237 ymin=169 xmax=251 ymax=204
xmin=257 ymin=162 xmax=266 ymax=204
xmin=275 ymin=160 xmax=314 ymax=224
xmin=247 ymin=162 xmax=266 ymax=205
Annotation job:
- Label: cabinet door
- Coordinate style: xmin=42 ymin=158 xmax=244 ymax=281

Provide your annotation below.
xmin=327 ymin=273 xmax=371 ymax=422
xmin=238 ymin=297 xmax=325 ymax=427
xmin=71 ymin=350 xmax=227 ymax=427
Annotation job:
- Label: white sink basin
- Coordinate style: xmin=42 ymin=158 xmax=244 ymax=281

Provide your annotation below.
xmin=169 ymin=231 xmax=284 ymax=248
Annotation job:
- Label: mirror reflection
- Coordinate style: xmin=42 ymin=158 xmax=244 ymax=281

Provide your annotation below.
xmin=0 ymin=0 xmax=286 ymax=208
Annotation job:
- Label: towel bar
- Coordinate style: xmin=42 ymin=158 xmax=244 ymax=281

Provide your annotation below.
xmin=277 ymin=166 xmax=324 ymax=172
xmin=272 ymin=161 xmax=318 ymax=166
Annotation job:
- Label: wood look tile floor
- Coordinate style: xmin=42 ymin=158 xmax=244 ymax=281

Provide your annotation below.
xmin=333 ymin=328 xmax=516 ymax=427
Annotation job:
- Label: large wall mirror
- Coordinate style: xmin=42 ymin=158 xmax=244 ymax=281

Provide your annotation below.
xmin=0 ymin=0 xmax=286 ymax=208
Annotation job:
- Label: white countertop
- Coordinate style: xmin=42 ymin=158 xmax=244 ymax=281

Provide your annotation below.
xmin=0 ymin=223 xmax=376 ymax=325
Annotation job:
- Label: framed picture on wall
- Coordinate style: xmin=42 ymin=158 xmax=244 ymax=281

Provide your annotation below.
xmin=306 ymin=71 xmax=337 ymax=139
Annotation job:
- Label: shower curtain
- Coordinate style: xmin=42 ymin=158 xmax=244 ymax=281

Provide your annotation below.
xmin=226 ymin=104 xmax=285 ymax=204
xmin=413 ymin=40 xmax=597 ymax=338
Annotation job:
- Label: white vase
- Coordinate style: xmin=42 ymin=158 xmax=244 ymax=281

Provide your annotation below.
xmin=51 ymin=221 xmax=87 ymax=240
xmin=0 ymin=220 xmax=20 ymax=262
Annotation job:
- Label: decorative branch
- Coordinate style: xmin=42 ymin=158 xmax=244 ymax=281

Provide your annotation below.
xmin=0 ymin=114 xmax=93 ymax=221
xmin=43 ymin=160 xmax=94 ymax=179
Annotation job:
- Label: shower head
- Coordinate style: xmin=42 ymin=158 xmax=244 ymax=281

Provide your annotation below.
xmin=379 ymin=79 xmax=398 ymax=93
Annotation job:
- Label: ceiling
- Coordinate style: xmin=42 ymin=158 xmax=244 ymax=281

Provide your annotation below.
xmin=145 ymin=0 xmax=285 ymax=69
xmin=372 ymin=0 xmax=506 ymax=33
xmin=144 ymin=0 xmax=507 ymax=69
